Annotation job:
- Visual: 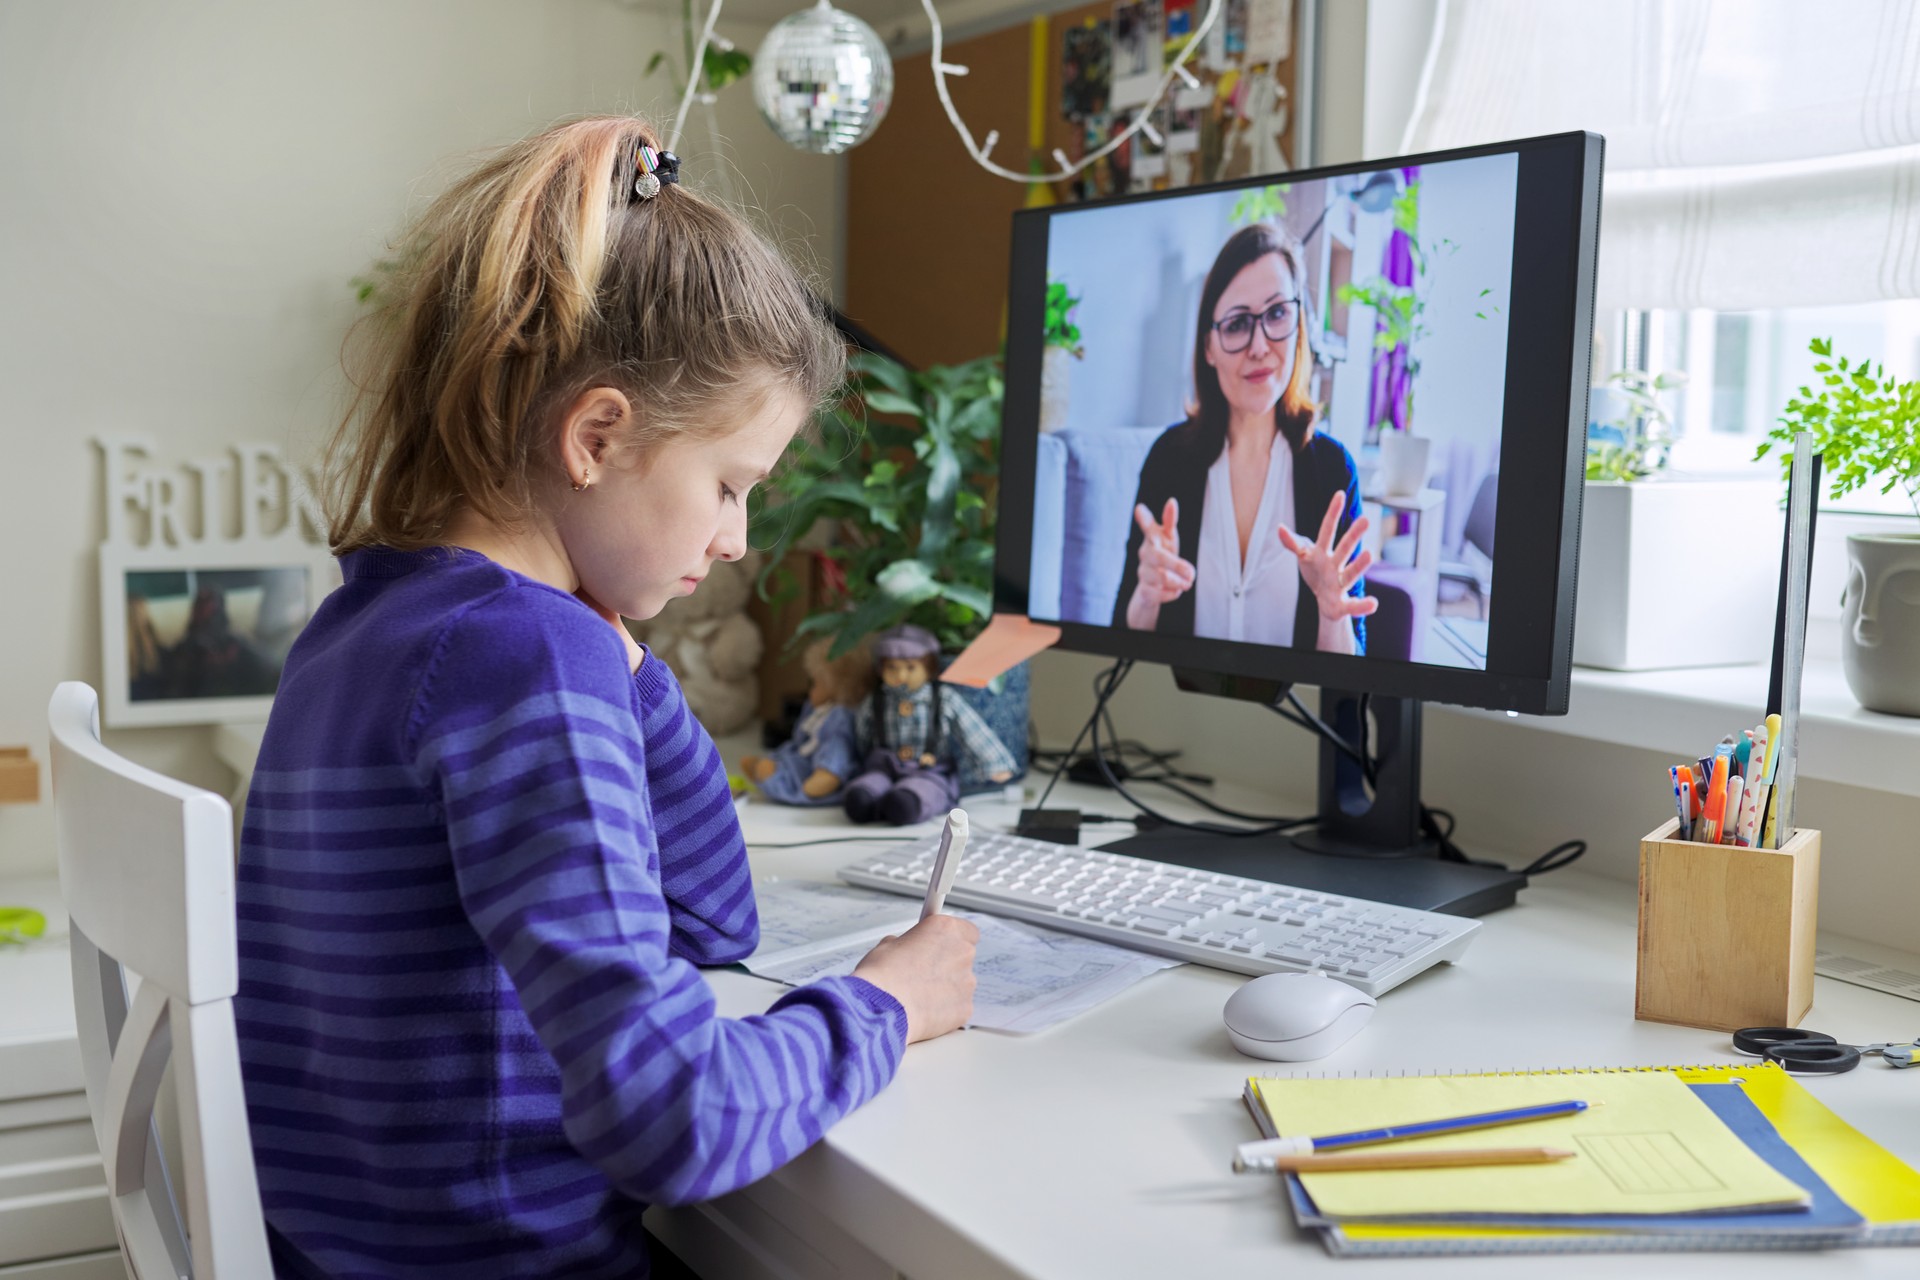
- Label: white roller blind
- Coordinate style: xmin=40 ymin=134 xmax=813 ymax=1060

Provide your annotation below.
xmin=1401 ymin=0 xmax=1920 ymax=310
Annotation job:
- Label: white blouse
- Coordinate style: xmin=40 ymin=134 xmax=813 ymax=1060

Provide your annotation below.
xmin=1194 ymin=436 xmax=1299 ymax=645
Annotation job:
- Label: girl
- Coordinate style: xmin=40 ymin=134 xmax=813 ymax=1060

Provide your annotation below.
xmin=234 ymin=116 xmax=979 ymax=1279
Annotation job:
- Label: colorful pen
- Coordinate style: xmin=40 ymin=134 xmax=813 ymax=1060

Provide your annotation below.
xmin=1721 ymin=775 xmax=1744 ymax=846
xmin=920 ymin=808 xmax=969 ymax=920
xmin=1669 ymin=766 xmax=1691 ymax=840
xmin=1702 ymin=754 xmax=1730 ymax=844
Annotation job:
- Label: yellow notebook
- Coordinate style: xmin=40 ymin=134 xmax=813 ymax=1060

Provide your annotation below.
xmin=1247 ymin=1070 xmax=1807 ymax=1219
xmin=1245 ymin=1063 xmax=1920 ymax=1256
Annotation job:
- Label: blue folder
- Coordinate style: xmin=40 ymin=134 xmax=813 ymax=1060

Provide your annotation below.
xmin=1286 ymin=1083 xmax=1867 ymax=1239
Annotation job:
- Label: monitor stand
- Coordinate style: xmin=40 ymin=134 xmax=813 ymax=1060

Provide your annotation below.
xmin=1096 ymin=677 xmax=1527 ymax=918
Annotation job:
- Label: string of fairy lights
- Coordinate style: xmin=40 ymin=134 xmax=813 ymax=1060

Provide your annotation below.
xmin=670 ymin=0 xmax=1240 ymax=185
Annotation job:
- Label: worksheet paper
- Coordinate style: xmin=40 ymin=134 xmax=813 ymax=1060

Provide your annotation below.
xmin=745 ymin=880 xmax=1180 ymax=1034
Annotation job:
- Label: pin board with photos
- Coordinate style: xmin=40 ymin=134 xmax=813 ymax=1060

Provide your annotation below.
xmin=843 ymin=0 xmax=1299 ymax=369
xmin=1053 ymin=0 xmax=1297 ymax=202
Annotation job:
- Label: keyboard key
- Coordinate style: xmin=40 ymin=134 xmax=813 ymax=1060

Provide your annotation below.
xmin=960 ymin=884 xmax=1065 ymax=913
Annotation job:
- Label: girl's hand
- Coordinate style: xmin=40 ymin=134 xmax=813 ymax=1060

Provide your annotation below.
xmin=575 ymin=586 xmax=645 ymax=673
xmin=1126 ymin=499 xmax=1195 ymax=629
xmin=852 ymin=914 xmax=980 ymax=1044
xmin=1277 ymin=492 xmax=1380 ymax=622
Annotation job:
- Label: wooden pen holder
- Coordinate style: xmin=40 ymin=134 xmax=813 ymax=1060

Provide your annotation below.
xmin=1635 ymin=818 xmax=1820 ymax=1033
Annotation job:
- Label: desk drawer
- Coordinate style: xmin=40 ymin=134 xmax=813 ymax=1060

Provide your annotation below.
xmin=0 ymin=1182 xmax=114 ymax=1270
xmin=0 ymin=1121 xmax=96 ymax=1173
xmin=0 ymin=1103 xmax=112 ymax=1270
xmin=0 ymin=1099 xmax=86 ymax=1135
xmin=0 ymin=1251 xmax=125 ymax=1279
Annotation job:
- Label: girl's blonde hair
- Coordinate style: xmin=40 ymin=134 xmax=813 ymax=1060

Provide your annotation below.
xmin=325 ymin=115 xmax=845 ymax=553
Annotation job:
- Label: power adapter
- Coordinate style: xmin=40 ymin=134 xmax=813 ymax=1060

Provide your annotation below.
xmin=1065 ymin=755 xmax=1129 ymax=787
xmin=1015 ymin=807 xmax=1082 ymax=845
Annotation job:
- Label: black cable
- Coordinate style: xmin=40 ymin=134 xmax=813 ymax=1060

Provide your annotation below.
xmin=1083 ymin=662 xmax=1314 ymax=836
xmin=1280 ymin=689 xmax=1378 ymax=788
xmin=1266 ymin=699 xmax=1585 ymax=877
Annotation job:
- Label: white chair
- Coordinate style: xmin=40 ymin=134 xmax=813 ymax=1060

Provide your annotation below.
xmin=48 ymin=682 xmax=271 ymax=1279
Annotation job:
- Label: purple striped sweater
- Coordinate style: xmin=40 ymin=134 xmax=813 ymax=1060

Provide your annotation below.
xmin=235 ymin=546 xmax=907 ymax=1279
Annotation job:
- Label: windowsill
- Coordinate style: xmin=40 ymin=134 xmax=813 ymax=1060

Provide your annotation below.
xmin=1444 ymin=654 xmax=1918 ymax=797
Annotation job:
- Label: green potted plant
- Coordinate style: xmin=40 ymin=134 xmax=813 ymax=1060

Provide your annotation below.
xmin=1573 ymin=364 xmax=1781 ymax=671
xmin=1758 ymin=337 xmax=1920 ymax=716
xmin=1585 ymin=368 xmax=1686 ymax=484
xmin=753 ymin=351 xmax=1028 ymax=785
xmin=1038 ymin=280 xmax=1084 ymax=434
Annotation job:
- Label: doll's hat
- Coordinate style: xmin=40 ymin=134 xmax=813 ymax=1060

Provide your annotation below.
xmin=871 ymin=624 xmax=940 ymax=661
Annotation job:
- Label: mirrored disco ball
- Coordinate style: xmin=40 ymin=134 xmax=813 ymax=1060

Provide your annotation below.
xmin=752 ymin=2 xmax=893 ymax=155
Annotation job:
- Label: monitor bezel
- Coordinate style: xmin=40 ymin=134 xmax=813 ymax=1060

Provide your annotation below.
xmin=993 ymin=130 xmax=1603 ymax=716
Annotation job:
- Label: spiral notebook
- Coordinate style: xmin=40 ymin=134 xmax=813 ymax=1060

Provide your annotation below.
xmin=1242 ymin=1063 xmax=1920 ymax=1258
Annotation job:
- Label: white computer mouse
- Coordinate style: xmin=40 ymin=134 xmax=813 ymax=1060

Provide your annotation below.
xmin=1222 ymin=972 xmax=1377 ymax=1061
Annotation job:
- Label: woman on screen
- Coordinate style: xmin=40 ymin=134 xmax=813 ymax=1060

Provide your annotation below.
xmin=1112 ymin=222 xmax=1377 ymax=653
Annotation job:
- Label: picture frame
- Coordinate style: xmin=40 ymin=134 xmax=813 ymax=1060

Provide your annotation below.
xmin=99 ymin=539 xmax=340 ymax=728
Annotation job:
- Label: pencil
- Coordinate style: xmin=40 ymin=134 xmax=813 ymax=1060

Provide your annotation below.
xmin=1235 ymin=1146 xmax=1576 ymax=1174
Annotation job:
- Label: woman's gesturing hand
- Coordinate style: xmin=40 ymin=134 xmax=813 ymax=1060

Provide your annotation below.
xmin=1127 ymin=499 xmax=1196 ymax=630
xmin=1277 ymin=492 xmax=1380 ymax=622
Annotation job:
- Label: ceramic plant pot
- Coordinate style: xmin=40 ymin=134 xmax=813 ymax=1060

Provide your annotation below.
xmin=1039 ymin=346 xmax=1072 ymax=434
xmin=1377 ymin=432 xmax=1431 ymax=497
xmin=1573 ymin=480 xmax=1780 ymax=670
xmin=1840 ymin=530 xmax=1920 ymax=717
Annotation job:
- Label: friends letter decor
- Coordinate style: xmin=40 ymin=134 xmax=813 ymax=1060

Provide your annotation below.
xmin=95 ymin=436 xmax=338 ymax=728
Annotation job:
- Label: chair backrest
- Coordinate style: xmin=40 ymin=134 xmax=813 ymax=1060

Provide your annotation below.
xmin=1463 ymin=472 xmax=1499 ymax=558
xmin=47 ymin=682 xmax=270 ymax=1280
xmin=1361 ymin=578 xmax=1414 ymax=661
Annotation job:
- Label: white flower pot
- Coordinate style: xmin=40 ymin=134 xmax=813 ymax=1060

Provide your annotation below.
xmin=1039 ymin=346 xmax=1072 ymax=434
xmin=1573 ymin=479 xmax=1781 ymax=670
xmin=1377 ymin=432 xmax=1431 ymax=497
xmin=1840 ymin=530 xmax=1920 ymax=716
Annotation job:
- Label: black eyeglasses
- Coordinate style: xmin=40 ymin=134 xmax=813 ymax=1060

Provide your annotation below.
xmin=1212 ymin=298 xmax=1301 ymax=353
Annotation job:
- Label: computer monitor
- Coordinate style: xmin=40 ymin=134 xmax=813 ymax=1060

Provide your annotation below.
xmin=994 ymin=132 xmax=1602 ymax=915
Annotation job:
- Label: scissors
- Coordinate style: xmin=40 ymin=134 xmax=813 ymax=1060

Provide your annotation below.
xmin=1734 ymin=1027 xmax=1918 ymax=1074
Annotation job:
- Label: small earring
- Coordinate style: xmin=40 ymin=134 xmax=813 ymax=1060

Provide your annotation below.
xmin=573 ymin=470 xmax=590 ymax=492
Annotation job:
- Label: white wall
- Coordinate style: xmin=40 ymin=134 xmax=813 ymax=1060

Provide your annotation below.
xmin=1361 ymin=0 xmax=1439 ymax=161
xmin=0 ymin=0 xmax=844 ymax=877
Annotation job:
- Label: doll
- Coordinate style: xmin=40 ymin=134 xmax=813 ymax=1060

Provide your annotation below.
xmin=843 ymin=624 xmax=1017 ymax=826
xmin=739 ymin=639 xmax=873 ymax=805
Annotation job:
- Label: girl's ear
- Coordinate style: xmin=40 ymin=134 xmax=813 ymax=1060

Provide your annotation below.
xmin=557 ymin=386 xmax=634 ymax=481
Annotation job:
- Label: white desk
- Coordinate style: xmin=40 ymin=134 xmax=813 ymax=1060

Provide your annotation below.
xmin=647 ymin=785 xmax=1920 ymax=1280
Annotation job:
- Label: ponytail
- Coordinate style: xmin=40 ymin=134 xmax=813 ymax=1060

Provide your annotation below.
xmin=326 ymin=116 xmax=843 ymax=553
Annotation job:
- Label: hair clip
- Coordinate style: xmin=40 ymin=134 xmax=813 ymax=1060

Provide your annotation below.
xmin=634 ymin=145 xmax=681 ymax=200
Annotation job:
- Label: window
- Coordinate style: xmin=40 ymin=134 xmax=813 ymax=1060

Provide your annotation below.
xmin=1593 ymin=299 xmax=1920 ymax=512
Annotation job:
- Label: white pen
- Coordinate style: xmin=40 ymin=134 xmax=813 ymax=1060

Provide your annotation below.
xmin=921 ymin=809 xmax=969 ymax=921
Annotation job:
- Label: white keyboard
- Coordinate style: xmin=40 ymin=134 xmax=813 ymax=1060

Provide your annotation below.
xmin=837 ymin=829 xmax=1481 ymax=997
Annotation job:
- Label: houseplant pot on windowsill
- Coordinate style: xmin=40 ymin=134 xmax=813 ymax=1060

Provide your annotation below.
xmin=1760 ymin=338 xmax=1920 ymax=717
xmin=754 ymin=351 xmax=1029 ymax=790
xmin=1573 ymin=369 xmax=1782 ymax=670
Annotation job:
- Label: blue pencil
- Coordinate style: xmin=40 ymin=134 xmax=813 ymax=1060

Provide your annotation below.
xmin=1236 ymin=1099 xmax=1594 ymax=1165
xmin=1308 ymin=1099 xmax=1591 ymax=1152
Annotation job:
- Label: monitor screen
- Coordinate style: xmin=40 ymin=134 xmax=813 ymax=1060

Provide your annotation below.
xmin=995 ymin=132 xmax=1601 ymax=715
